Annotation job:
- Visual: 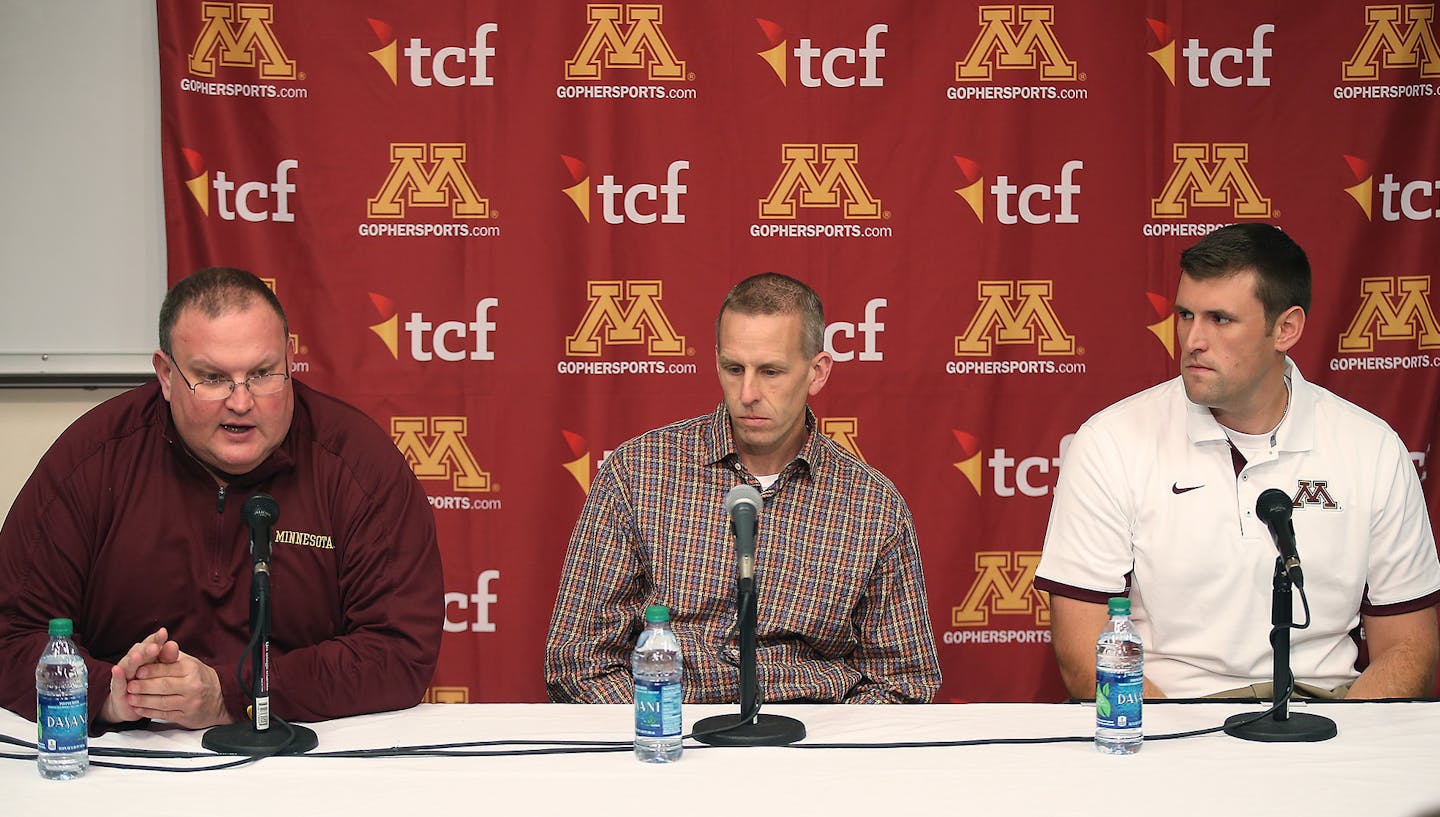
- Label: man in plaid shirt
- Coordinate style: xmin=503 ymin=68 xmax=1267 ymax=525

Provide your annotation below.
xmin=545 ymin=273 xmax=940 ymax=704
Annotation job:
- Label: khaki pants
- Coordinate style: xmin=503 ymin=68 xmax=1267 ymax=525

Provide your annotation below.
xmin=1206 ymin=681 xmax=1352 ymax=700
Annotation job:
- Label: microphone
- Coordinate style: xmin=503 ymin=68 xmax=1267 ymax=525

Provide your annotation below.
xmin=240 ymin=493 xmax=278 ymax=732
xmin=695 ymin=484 xmax=805 ymax=747
xmin=202 ymin=492 xmax=317 ymax=755
xmin=725 ymin=485 xmax=762 ymax=582
xmin=1256 ymin=488 xmax=1303 ymax=588
xmin=1223 ymin=487 xmax=1336 ymax=743
xmin=243 ymin=492 xmax=279 ymax=569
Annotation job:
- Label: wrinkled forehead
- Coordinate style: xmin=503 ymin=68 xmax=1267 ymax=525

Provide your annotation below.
xmin=170 ymin=302 xmax=289 ymax=361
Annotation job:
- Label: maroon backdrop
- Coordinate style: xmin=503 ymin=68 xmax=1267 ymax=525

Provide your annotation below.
xmin=156 ymin=0 xmax=1440 ymax=702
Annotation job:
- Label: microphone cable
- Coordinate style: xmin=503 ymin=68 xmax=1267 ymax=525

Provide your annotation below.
xmin=0 ymin=678 xmax=1333 ymax=768
xmin=790 ymin=680 xmax=1302 ymax=750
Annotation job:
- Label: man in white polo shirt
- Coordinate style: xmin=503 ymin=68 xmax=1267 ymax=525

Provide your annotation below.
xmin=1037 ymin=223 xmax=1440 ymax=699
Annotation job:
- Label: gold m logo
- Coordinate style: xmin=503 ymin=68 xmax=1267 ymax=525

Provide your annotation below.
xmin=565 ymin=4 xmax=686 ymax=81
xmin=368 ymin=144 xmax=490 ymax=219
xmin=955 ymin=5 xmax=1077 ymax=81
xmin=422 ymin=686 xmax=470 ymax=704
xmin=759 ymin=144 xmax=882 ymax=220
xmin=955 ymin=280 xmax=1076 ymax=356
xmin=189 ymin=2 xmax=297 ymax=80
xmin=566 ymin=280 xmax=686 ymax=356
xmin=1343 ymin=4 xmax=1440 ymax=80
xmin=1293 ymin=480 xmax=1340 ymax=510
xmin=1152 ymin=143 xmax=1271 ymax=219
xmin=1338 ymin=277 xmax=1440 ymax=353
xmin=819 ymin=417 xmax=866 ymax=462
xmin=952 ymin=551 xmax=1049 ymax=626
xmin=392 ymin=417 xmax=493 ymax=492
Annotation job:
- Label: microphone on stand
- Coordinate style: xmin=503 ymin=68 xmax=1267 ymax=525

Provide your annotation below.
xmin=1255 ymin=488 xmax=1304 ymax=588
xmin=203 ymin=493 xmax=318 ymax=755
xmin=243 ymin=493 xmax=277 ymax=731
xmin=1223 ymin=488 xmax=1335 ymax=743
xmin=727 ymin=485 xmax=760 ymax=586
xmin=694 ymin=486 xmax=806 ymax=747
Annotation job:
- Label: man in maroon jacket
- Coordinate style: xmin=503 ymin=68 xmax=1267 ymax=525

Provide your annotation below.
xmin=0 ymin=267 xmax=443 ymax=730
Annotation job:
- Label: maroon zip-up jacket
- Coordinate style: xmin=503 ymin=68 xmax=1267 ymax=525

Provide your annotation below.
xmin=0 ymin=380 xmax=442 ymax=728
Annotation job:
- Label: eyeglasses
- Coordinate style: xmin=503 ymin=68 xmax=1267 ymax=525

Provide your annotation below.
xmin=166 ymin=352 xmax=290 ymax=401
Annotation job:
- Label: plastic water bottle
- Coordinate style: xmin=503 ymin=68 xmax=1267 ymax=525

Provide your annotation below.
xmin=1095 ymin=597 xmax=1143 ymax=755
xmin=633 ymin=604 xmax=682 ymax=763
xmin=36 ymin=618 xmax=88 ymax=779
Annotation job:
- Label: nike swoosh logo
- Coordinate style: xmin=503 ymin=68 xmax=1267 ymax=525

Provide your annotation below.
xmin=1172 ymin=483 xmax=1204 ymax=494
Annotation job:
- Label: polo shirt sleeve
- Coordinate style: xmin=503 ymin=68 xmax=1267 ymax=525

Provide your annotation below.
xmin=1036 ymin=420 xmax=1134 ymax=602
xmin=1361 ymin=430 xmax=1440 ymax=615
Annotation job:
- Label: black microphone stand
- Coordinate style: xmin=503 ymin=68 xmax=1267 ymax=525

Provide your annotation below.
xmin=694 ymin=577 xmax=806 ymax=747
xmin=1223 ymin=556 xmax=1337 ymax=742
xmin=203 ymin=503 xmax=317 ymax=755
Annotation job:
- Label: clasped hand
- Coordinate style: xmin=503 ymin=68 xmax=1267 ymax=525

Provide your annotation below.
xmin=100 ymin=627 xmax=234 ymax=729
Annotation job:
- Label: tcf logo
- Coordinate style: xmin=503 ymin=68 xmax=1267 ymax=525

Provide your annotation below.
xmin=366 ymin=292 xmax=498 ymax=363
xmin=365 ymin=18 xmax=497 ymax=87
xmin=560 ymin=155 xmax=689 ymax=224
xmin=180 ymin=147 xmax=296 ymax=222
xmin=953 ymin=430 xmax=1073 ymax=497
xmin=953 ymin=156 xmax=1082 ymax=225
xmin=1342 ymin=154 xmax=1440 ymax=222
xmin=754 ymin=18 xmax=887 ymax=87
xmin=1145 ymin=18 xmax=1273 ymax=87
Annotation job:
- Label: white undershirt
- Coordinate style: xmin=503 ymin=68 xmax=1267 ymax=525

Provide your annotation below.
xmin=1222 ymin=376 xmax=1291 ymax=461
xmin=1223 ymin=426 xmax=1274 ymax=465
xmin=755 ymin=473 xmax=780 ymax=491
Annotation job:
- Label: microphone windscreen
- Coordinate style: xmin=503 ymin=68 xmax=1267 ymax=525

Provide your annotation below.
xmin=1255 ymin=488 xmax=1293 ymax=524
xmin=725 ymin=484 xmax=762 ymax=516
xmin=243 ymin=492 xmax=280 ymax=526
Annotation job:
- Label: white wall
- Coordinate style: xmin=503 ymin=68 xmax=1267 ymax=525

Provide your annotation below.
xmin=0 ymin=1 xmax=159 ymax=516
xmin=0 ymin=0 xmax=165 ymax=380
xmin=0 ymin=390 xmax=127 ymax=518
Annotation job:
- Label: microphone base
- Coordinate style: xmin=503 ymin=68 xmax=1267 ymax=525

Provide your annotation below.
xmin=202 ymin=718 xmax=319 ymax=755
xmin=1222 ymin=711 xmax=1337 ymax=743
xmin=692 ymin=713 xmax=806 ymax=747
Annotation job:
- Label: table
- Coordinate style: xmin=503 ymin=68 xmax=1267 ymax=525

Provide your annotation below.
xmin=4 ymin=701 xmax=1437 ymax=815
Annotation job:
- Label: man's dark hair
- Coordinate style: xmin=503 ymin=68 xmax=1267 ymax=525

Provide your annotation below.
xmin=1179 ymin=223 xmax=1311 ymax=328
xmin=716 ymin=272 xmax=825 ymax=358
xmin=158 ymin=267 xmax=289 ymax=355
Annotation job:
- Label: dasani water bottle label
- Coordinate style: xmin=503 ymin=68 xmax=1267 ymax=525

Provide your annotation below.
xmin=1096 ymin=669 xmax=1143 ymax=730
xmin=37 ymin=692 xmax=86 ymax=753
xmin=634 ymin=680 xmax=682 ymax=738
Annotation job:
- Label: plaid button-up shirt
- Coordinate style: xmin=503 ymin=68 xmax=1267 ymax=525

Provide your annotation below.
xmin=545 ymin=403 xmax=940 ymax=704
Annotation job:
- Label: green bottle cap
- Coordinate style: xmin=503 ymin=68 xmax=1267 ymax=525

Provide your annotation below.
xmin=644 ymin=604 xmax=670 ymax=623
xmin=1107 ymin=597 xmax=1130 ymax=616
xmin=48 ymin=618 xmax=73 ymax=637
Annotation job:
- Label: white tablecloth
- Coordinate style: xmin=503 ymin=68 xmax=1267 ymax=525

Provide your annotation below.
xmin=3 ymin=701 xmax=1437 ymax=815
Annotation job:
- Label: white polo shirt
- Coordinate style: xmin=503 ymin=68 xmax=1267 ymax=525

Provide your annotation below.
xmin=1037 ymin=360 xmax=1440 ymax=698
